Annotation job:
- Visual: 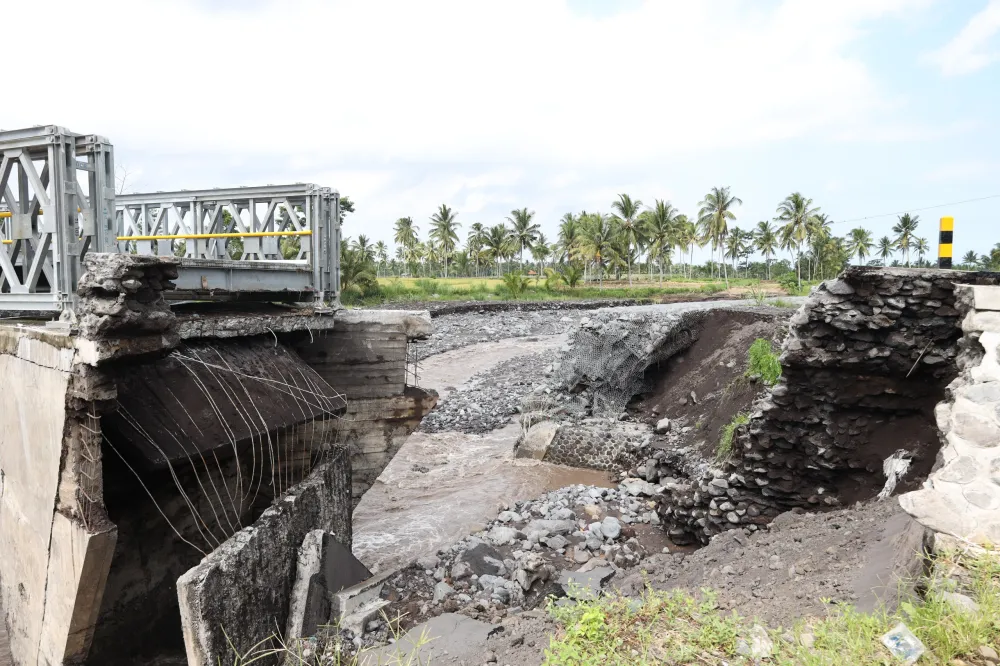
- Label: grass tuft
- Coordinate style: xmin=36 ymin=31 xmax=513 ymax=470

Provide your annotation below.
xmin=746 ymin=338 xmax=782 ymax=386
xmin=716 ymin=411 xmax=749 ymax=461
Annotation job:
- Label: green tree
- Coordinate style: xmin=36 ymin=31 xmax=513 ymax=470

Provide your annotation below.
xmin=429 ymin=204 xmax=461 ymax=277
xmin=698 ymin=186 xmax=742 ymax=287
xmin=914 ymin=237 xmax=930 ymax=266
xmin=339 ymin=196 xmax=355 ymax=225
xmin=483 ymin=224 xmax=513 ymax=276
xmin=877 ymin=235 xmax=894 ymax=264
xmin=892 ymin=213 xmax=920 ymax=267
xmin=754 ymin=221 xmax=778 ymax=280
xmin=558 ymin=213 xmax=581 ymax=263
xmin=847 ymin=227 xmax=874 ymax=265
xmin=506 ymin=208 xmax=540 ymax=268
xmin=374 ymin=240 xmax=388 ymax=277
xmin=776 ymin=192 xmax=820 ymax=290
xmin=467 ymin=222 xmax=486 ymax=277
xmin=353 ymin=234 xmax=375 ymax=263
xmin=393 ymin=216 xmax=419 ymax=250
xmin=961 ymin=250 xmax=980 ymax=268
xmin=580 ymin=213 xmax=617 ymax=288
xmin=530 ymin=231 xmax=552 ymax=278
xmin=675 ymin=215 xmax=697 ymax=279
xmin=611 ymin=194 xmax=644 ymax=285
xmin=644 ymin=199 xmax=679 ymax=284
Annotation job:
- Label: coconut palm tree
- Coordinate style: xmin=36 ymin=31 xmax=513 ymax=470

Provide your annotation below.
xmin=531 ymin=232 xmax=552 ymax=279
xmin=698 ymin=187 xmax=742 ymax=287
xmin=847 ymin=227 xmax=874 ymax=266
xmin=775 ymin=192 xmax=820 ymax=290
xmin=374 ymin=240 xmax=388 ymax=277
xmin=506 ymin=208 xmax=540 ymax=268
xmin=878 ymin=236 xmax=894 ymax=264
xmin=466 ymin=223 xmax=486 ymax=277
xmin=674 ymin=215 xmax=697 ymax=279
xmin=611 ymin=194 xmax=644 ymax=285
xmin=914 ymin=237 xmax=930 ymax=266
xmin=643 ymin=199 xmax=678 ymax=284
xmin=579 ymin=213 xmax=616 ymax=288
xmin=754 ymin=221 xmax=778 ymax=280
xmin=892 ymin=214 xmax=920 ymax=267
xmin=558 ymin=213 xmax=581 ymax=263
xmin=429 ymin=204 xmax=461 ymax=277
xmin=961 ymin=250 xmax=979 ymax=268
xmin=483 ymin=224 xmax=513 ymax=276
xmin=393 ymin=216 xmax=419 ymax=250
xmin=353 ymin=234 xmax=376 ymax=263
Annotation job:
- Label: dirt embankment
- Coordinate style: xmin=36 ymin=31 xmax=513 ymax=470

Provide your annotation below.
xmin=633 ymin=308 xmax=788 ymax=460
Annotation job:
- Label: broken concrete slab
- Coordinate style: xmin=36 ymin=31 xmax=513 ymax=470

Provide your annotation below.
xmin=558 ymin=566 xmax=615 ymax=600
xmin=358 ymin=613 xmax=497 ymax=666
xmin=177 ymin=453 xmax=352 ymax=666
xmin=516 ymin=421 xmax=560 ymax=460
xmin=286 ymin=530 xmax=373 ymax=641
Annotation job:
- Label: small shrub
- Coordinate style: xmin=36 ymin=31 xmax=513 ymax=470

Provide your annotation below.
xmin=500 ymin=271 xmax=530 ymax=299
xmin=559 ymin=263 xmax=584 ymax=289
xmin=746 ymin=338 xmax=781 ymax=386
xmin=745 ymin=283 xmax=768 ymax=306
xmin=717 ymin=411 xmax=749 ymax=460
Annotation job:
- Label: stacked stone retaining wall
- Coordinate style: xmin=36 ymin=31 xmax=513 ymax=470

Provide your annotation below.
xmin=659 ymin=267 xmax=1000 ymax=544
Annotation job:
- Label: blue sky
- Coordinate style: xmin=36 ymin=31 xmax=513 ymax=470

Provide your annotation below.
xmin=7 ymin=0 xmax=999 ymax=263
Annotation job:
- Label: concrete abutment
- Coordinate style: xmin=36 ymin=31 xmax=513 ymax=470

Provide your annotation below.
xmin=0 ymin=254 xmax=436 ymax=665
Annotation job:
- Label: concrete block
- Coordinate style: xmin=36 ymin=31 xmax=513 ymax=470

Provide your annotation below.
xmin=516 ymin=421 xmax=560 ymax=460
xmin=358 ymin=613 xmax=496 ymax=665
xmin=972 ymin=286 xmax=1000 ymax=312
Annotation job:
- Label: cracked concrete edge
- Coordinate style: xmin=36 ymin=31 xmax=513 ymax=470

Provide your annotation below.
xmin=334 ymin=309 xmax=433 ymax=340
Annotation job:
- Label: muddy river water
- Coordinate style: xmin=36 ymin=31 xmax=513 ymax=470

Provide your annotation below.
xmin=351 ymin=335 xmax=612 ymax=573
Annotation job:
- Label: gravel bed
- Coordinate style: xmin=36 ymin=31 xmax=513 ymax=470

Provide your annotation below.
xmin=412 ymin=310 xmax=585 ymax=358
xmin=418 ymin=352 xmax=550 ymax=434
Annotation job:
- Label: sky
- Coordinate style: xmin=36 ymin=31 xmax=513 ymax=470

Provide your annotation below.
xmin=6 ymin=0 xmax=1000 ymax=263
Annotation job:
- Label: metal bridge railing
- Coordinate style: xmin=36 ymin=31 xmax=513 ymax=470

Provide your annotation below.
xmin=0 ymin=125 xmax=341 ymax=314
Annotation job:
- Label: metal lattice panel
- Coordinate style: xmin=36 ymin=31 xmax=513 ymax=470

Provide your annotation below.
xmin=0 ymin=124 xmax=342 ymax=314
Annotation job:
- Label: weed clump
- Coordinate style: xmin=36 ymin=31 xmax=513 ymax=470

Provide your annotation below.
xmin=746 ymin=338 xmax=781 ymax=386
xmin=717 ymin=411 xmax=749 ymax=460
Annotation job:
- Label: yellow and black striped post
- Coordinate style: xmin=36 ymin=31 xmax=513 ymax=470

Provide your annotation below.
xmin=938 ymin=216 xmax=953 ymax=269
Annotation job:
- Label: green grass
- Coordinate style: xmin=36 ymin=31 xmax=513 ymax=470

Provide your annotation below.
xmin=544 ymin=548 xmax=1000 ymax=665
xmin=341 ymin=276 xmax=751 ymax=306
xmin=717 ymin=411 xmax=750 ymax=460
xmin=746 ymin=338 xmax=782 ymax=386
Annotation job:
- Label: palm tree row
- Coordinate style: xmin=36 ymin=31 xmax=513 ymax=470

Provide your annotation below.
xmin=359 ymin=192 xmax=984 ymax=285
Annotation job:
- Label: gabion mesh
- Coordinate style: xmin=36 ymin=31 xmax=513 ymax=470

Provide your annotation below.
xmin=553 ymin=311 xmax=698 ymax=416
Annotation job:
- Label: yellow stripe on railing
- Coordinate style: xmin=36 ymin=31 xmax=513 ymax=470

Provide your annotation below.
xmin=2 ymin=230 xmax=312 ymax=245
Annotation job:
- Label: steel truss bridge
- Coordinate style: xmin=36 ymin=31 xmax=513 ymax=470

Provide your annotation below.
xmin=0 ymin=125 xmax=341 ymax=314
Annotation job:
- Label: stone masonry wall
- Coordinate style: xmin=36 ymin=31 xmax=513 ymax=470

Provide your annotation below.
xmin=901 ymin=284 xmax=1000 ymax=544
xmin=659 ymin=267 xmax=1000 ymax=545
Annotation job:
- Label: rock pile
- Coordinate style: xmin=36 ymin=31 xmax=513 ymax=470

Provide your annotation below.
xmin=362 ymin=484 xmax=663 ymax=641
xmin=76 ymin=253 xmax=178 ymax=339
xmin=419 ymin=352 xmax=549 ymax=434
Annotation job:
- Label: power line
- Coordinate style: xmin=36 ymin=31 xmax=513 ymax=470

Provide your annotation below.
xmin=835 ymin=194 xmax=1000 ymax=225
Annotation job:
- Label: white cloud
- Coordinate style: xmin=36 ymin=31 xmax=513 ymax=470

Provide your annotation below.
xmin=6 ymin=0 xmax=926 ymax=243
xmin=926 ymin=0 xmax=1000 ymax=75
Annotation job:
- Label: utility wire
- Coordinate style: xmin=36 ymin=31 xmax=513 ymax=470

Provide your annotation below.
xmin=834 ymin=194 xmax=1000 ymax=225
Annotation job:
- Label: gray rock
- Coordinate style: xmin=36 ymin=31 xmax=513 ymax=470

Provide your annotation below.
xmin=478 ymin=575 xmax=507 ymax=592
xmin=487 ymin=526 xmax=519 ymax=546
xmin=573 ymin=548 xmax=591 ymax=564
xmin=433 ymin=582 xmax=455 ymax=603
xmin=621 ymin=478 xmax=657 ymax=497
xmin=542 ymin=535 xmax=568 ymax=550
xmin=524 ymin=519 xmax=576 ymax=539
xmin=940 ymin=591 xmax=979 ymax=615
xmin=497 ymin=511 xmax=522 ymax=523
xmin=416 ymin=555 xmax=440 ymax=570
xmin=938 ymin=456 xmax=981 ymax=484
xmin=601 ymin=517 xmax=622 ymax=540
xmin=655 ymin=417 xmax=672 ymax=434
